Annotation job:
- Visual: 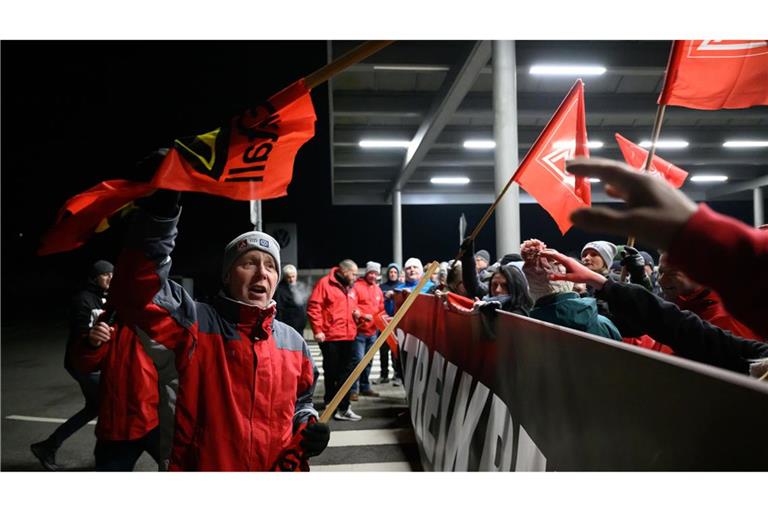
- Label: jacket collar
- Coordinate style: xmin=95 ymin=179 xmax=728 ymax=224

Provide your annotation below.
xmin=215 ymin=291 xmax=276 ymax=340
xmin=534 ymin=291 xmax=579 ymax=307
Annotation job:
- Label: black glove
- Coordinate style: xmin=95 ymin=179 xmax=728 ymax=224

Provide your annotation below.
xmin=460 ymin=237 xmax=474 ymax=257
xmin=620 ymin=246 xmax=652 ymax=290
xmin=299 ymin=421 xmax=330 ymax=458
xmin=134 ymin=189 xmax=182 ymax=218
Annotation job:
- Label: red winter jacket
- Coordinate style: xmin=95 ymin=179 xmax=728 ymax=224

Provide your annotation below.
xmin=669 ymin=204 xmax=768 ymax=338
xmin=353 ymin=278 xmax=385 ymax=336
xmin=674 ymin=287 xmax=763 ymax=341
xmin=69 ymin=320 xmax=165 ymax=442
xmin=307 ymin=268 xmax=359 ymax=341
xmin=111 ymin=208 xmax=318 ymax=471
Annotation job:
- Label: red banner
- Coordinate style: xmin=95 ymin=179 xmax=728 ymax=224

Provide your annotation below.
xmin=513 ymin=80 xmax=591 ymax=234
xmin=373 ymin=312 xmax=400 ymax=358
xmin=659 ymin=40 xmax=768 ymax=110
xmin=614 ymin=133 xmax=689 ymax=188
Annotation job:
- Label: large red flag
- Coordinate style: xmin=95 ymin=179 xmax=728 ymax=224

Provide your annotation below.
xmin=151 ymin=79 xmax=316 ymax=201
xmin=39 ymin=80 xmax=316 ymax=255
xmin=513 ymin=80 xmax=591 ymax=234
xmin=659 ymin=40 xmax=768 ymax=110
xmin=38 ymin=180 xmax=154 ymax=256
xmin=614 ymin=133 xmax=689 ymax=188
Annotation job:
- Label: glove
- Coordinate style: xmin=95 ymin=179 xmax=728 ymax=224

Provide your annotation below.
xmin=460 ymin=237 xmax=474 ymax=256
xmin=620 ymin=246 xmax=653 ymax=290
xmin=135 ymin=189 xmax=182 ymax=218
xmin=299 ymin=421 xmax=330 ymax=458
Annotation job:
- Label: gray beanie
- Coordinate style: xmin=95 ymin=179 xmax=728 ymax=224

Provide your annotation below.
xmin=222 ymin=231 xmax=281 ymax=281
xmin=581 ymin=241 xmax=617 ymax=270
xmin=90 ymin=260 xmax=114 ymax=279
xmin=365 ymin=261 xmax=381 ymax=274
xmin=474 ymin=249 xmax=491 ymax=264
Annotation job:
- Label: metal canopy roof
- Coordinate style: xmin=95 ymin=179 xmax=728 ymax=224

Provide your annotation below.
xmin=327 ymin=40 xmax=768 ymax=206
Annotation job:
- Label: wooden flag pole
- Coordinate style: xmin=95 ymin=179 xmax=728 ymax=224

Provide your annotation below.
xmin=454 ymin=168 xmax=522 ymax=262
xmin=319 ymin=261 xmax=440 ymax=423
xmin=626 ymin=103 xmax=667 ymax=248
xmin=304 ymin=41 xmax=394 ymax=90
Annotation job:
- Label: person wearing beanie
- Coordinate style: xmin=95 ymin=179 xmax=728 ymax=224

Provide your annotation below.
xmin=474 ymin=249 xmax=491 ymax=272
xmin=581 ymin=241 xmax=618 ymax=276
xmin=102 ymin=190 xmax=328 ymax=471
xmin=351 ymin=261 xmax=385 ymax=399
xmin=307 ymin=259 xmax=365 ymax=421
xmin=396 ymin=257 xmax=436 ymax=294
xmin=521 ymin=239 xmax=621 ymax=341
xmin=30 ymin=260 xmax=114 ymax=470
xmin=378 ymin=263 xmax=403 ymax=384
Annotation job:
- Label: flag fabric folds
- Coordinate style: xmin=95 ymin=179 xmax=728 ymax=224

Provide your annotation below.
xmin=151 ymin=79 xmax=316 ymax=201
xmin=614 ymin=133 xmax=689 ymax=188
xmin=512 ymin=80 xmax=591 ymax=234
xmin=38 ymin=180 xmax=154 ymax=256
xmin=39 ymin=80 xmax=316 ymax=255
xmin=659 ymin=40 xmax=768 ymax=110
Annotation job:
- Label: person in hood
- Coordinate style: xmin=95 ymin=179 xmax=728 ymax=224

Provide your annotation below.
xmin=105 ymin=190 xmax=328 ymax=471
xmin=378 ymin=263 xmax=403 ymax=385
xmin=521 ymin=239 xmax=621 ymax=341
xmin=31 ymin=260 xmax=113 ymax=471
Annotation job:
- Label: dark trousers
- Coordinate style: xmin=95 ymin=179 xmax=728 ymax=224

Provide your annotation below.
xmin=319 ymin=340 xmax=356 ymax=413
xmin=48 ymin=366 xmax=100 ymax=448
xmin=379 ymin=343 xmax=390 ymax=379
xmin=94 ymin=427 xmax=163 ymax=471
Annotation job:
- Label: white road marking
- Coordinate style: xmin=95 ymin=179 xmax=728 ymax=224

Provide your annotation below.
xmin=328 ymin=428 xmax=414 ymax=447
xmin=5 ymin=415 xmax=96 ymax=425
xmin=310 ymin=461 xmax=414 ymax=471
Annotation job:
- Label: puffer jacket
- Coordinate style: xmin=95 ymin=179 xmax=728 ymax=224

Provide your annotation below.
xmin=529 ymin=292 xmax=622 ymax=341
xmin=110 ymin=207 xmax=318 ymax=471
xmin=306 ymin=268 xmax=359 ymax=341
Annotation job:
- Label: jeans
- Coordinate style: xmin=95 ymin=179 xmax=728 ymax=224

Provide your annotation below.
xmin=48 ymin=365 xmax=100 ymax=448
xmin=319 ymin=341 xmax=357 ymax=412
xmin=351 ymin=333 xmax=376 ymax=393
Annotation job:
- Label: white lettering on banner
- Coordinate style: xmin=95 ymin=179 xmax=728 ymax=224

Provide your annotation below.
xmin=421 ymin=351 xmax=445 ymax=465
xmin=397 ymin=330 xmax=546 ymax=471
xmin=479 ymin=394 xmax=515 ymax=471
xmin=515 ymin=424 xmax=547 ymax=471
xmin=434 ymin=359 xmax=458 ymax=471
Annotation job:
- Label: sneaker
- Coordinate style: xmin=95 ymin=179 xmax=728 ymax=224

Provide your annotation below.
xmin=30 ymin=440 xmax=58 ymax=471
xmin=378 ymin=377 xmax=390 ymax=384
xmin=349 ymin=392 xmax=359 ymax=401
xmin=392 ymin=378 xmax=403 ymax=387
xmin=333 ymin=408 xmax=362 ymax=422
xmin=361 ymin=389 xmax=380 ymax=397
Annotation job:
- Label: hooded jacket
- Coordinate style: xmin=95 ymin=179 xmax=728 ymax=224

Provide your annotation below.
xmin=110 ymin=207 xmax=318 ymax=471
xmin=306 ymin=268 xmax=359 ymax=341
xmin=529 ymin=292 xmax=622 ymax=341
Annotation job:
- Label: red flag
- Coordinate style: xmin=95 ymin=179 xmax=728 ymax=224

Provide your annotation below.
xmin=38 ymin=180 xmax=154 ymax=256
xmin=659 ymin=40 xmax=768 ymax=110
xmin=151 ymin=79 xmax=316 ymax=200
xmin=614 ymin=133 xmax=689 ymax=188
xmin=373 ymin=311 xmax=399 ymax=358
xmin=513 ymin=80 xmax=591 ymax=234
xmin=39 ymin=80 xmax=316 ymax=256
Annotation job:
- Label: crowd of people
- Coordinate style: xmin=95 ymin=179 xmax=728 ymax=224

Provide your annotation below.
xmin=30 ymin=157 xmax=767 ymax=472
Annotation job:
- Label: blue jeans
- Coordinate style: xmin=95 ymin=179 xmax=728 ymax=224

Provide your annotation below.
xmin=351 ymin=333 xmax=377 ymax=393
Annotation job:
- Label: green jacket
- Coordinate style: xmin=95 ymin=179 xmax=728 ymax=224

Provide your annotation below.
xmin=530 ymin=292 xmax=622 ymax=341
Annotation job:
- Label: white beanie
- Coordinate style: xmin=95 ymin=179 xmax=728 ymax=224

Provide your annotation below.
xmin=365 ymin=261 xmax=381 ymax=274
xmin=404 ymin=257 xmax=423 ymax=272
xmin=222 ymin=231 xmax=281 ymax=280
xmin=581 ymin=241 xmax=617 ymax=271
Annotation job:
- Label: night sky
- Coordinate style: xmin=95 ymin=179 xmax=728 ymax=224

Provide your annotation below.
xmin=1 ymin=40 xmax=756 ymax=317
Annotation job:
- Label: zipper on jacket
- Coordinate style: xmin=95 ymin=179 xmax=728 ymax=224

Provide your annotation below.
xmin=249 ymin=340 xmax=258 ymax=471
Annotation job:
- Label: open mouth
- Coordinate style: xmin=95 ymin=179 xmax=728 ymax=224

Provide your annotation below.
xmin=249 ymin=285 xmax=267 ymax=295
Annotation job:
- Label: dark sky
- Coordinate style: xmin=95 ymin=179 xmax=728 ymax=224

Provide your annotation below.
xmin=1 ymin=40 xmax=757 ymax=309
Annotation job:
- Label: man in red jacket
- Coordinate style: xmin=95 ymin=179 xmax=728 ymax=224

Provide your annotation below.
xmin=307 ymin=259 xmax=363 ymax=421
xmin=351 ymin=261 xmax=386 ymax=399
xmin=110 ymin=190 xmax=329 ymax=471
xmin=657 ymin=253 xmax=762 ymax=341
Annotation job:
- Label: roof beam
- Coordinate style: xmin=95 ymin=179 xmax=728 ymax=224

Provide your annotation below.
xmin=383 ymin=40 xmax=491 ymax=198
xmin=705 ymin=174 xmax=768 ymax=199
